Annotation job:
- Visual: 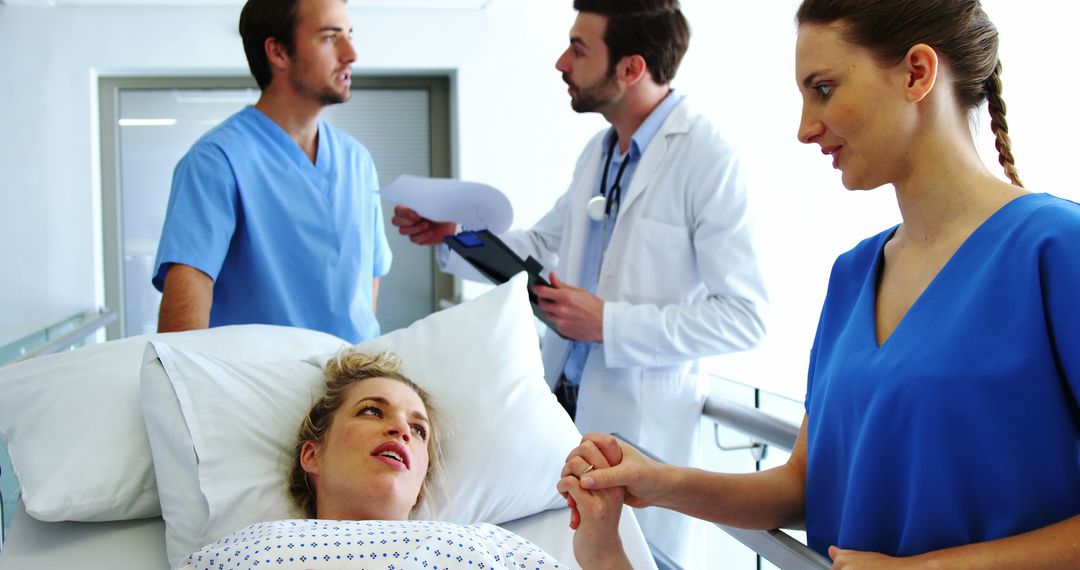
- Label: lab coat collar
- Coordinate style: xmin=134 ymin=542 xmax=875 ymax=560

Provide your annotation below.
xmin=614 ymin=95 xmax=698 ymax=217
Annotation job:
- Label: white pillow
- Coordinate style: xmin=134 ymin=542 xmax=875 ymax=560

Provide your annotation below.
xmin=142 ymin=274 xmax=581 ymax=567
xmin=0 ymin=324 xmax=348 ymax=522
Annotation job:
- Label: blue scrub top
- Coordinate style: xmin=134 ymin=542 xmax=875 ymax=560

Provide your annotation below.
xmin=153 ymin=106 xmax=392 ymax=343
xmin=804 ymin=193 xmax=1080 ymax=557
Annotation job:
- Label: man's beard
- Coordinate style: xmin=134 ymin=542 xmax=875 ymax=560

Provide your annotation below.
xmin=317 ymin=89 xmax=349 ymax=106
xmin=290 ymin=69 xmax=351 ymax=106
xmin=565 ymin=73 xmax=619 ymax=113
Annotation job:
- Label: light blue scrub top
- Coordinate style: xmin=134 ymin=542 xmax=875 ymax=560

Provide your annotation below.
xmin=153 ymin=106 xmax=392 ymax=343
xmin=562 ymin=91 xmax=685 ymax=386
xmin=805 ymin=193 xmax=1080 ymax=557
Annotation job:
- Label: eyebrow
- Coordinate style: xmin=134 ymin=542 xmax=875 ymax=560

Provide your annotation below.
xmin=801 ymin=70 xmax=828 ymax=89
xmin=318 ymin=26 xmax=351 ymax=34
xmin=354 ymin=396 xmax=429 ymax=424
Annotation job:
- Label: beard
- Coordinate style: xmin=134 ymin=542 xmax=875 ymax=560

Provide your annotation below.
xmin=290 ymin=67 xmax=351 ymax=106
xmin=564 ymin=72 xmax=619 ymax=113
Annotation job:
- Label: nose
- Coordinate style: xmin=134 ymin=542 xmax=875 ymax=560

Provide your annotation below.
xmin=555 ymin=48 xmax=571 ymax=74
xmin=385 ymin=416 xmax=411 ymax=443
xmin=798 ymin=105 xmax=823 ymax=145
xmin=341 ymin=37 xmax=357 ymax=65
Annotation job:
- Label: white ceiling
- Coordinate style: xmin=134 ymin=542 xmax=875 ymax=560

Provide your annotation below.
xmin=2 ymin=0 xmax=492 ymax=8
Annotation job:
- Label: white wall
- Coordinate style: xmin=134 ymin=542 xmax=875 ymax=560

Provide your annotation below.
xmin=1 ymin=1 xmax=1077 ymax=399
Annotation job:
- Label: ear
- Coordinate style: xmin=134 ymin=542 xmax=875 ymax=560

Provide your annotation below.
xmin=902 ymin=43 xmax=938 ymax=103
xmin=618 ymin=54 xmax=650 ymax=87
xmin=300 ymin=440 xmax=322 ymax=476
xmin=264 ymin=36 xmax=291 ymax=74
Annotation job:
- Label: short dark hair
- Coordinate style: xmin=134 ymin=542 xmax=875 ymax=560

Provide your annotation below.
xmin=239 ymin=0 xmax=302 ymax=90
xmin=573 ymin=0 xmax=690 ymax=85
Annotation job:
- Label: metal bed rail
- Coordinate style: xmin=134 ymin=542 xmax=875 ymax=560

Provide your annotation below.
xmin=701 ymin=394 xmax=828 ymax=569
xmin=623 ymin=394 xmax=827 ymax=569
xmin=703 ymin=394 xmax=799 ymax=452
xmin=5 ymin=308 xmax=116 ymax=364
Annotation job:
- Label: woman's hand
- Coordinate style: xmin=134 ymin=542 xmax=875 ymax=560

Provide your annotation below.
xmin=557 ymin=444 xmax=632 ymax=570
xmin=561 ymin=433 xmax=669 ymax=510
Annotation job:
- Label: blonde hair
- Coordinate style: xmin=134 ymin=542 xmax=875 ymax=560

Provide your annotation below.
xmin=287 ymin=350 xmax=443 ymax=518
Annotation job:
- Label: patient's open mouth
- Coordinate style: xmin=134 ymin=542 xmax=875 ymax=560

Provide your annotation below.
xmin=371 ymin=441 xmax=410 ymax=470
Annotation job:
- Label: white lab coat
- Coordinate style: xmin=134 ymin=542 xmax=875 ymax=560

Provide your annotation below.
xmin=445 ymin=97 xmax=767 ymax=563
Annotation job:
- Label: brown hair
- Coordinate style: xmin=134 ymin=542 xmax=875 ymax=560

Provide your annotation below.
xmin=287 ymin=350 xmax=443 ymax=519
xmin=796 ymin=0 xmax=1022 ymax=187
xmin=239 ymin=0 xmax=348 ymax=90
xmin=573 ymin=0 xmax=690 ymax=85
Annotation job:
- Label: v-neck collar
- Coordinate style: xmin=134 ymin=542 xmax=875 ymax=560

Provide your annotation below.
xmin=866 ymin=193 xmax=1038 ymax=350
xmin=245 ymin=106 xmax=330 ymax=188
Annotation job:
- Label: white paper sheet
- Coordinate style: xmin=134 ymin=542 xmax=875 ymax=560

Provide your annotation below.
xmin=380 ymin=174 xmax=513 ymax=234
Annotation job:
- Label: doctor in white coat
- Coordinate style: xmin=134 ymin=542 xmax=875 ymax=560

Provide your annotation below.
xmin=392 ymin=0 xmax=767 ymax=564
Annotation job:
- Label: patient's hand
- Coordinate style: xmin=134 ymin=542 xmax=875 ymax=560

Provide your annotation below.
xmin=391 ymin=205 xmax=456 ymax=245
xmin=557 ymin=450 xmax=632 ymax=570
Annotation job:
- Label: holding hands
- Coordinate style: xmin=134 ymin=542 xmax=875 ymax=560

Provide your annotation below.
xmin=557 ymin=433 xmax=670 ymax=570
xmin=557 ymin=435 xmax=630 ymax=570
xmin=561 ymin=433 xmax=669 ymax=509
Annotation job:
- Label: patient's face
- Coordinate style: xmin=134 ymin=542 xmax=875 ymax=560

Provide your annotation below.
xmin=302 ymin=377 xmax=431 ymax=520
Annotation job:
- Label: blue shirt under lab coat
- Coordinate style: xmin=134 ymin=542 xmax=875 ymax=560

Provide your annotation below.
xmin=563 ymin=91 xmax=685 ymax=385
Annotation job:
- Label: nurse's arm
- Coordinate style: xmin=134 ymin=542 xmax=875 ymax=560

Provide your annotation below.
xmin=157 ymin=263 xmax=213 ymax=333
xmin=830 ymin=515 xmax=1080 ymax=569
xmin=654 ymin=413 xmax=808 ymax=530
xmin=583 ymin=415 xmax=808 ymax=531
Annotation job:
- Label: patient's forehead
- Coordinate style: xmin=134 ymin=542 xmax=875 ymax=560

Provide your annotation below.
xmin=343 ymin=377 xmax=427 ymax=419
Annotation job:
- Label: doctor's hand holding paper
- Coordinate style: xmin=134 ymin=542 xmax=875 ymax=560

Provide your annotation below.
xmin=391 ymin=205 xmax=456 ymax=246
xmin=391 ymin=1 xmax=767 ymax=565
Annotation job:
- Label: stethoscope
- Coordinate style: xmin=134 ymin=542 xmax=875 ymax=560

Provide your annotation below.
xmin=586 ymin=138 xmax=632 ymax=223
xmin=583 ymin=138 xmax=632 ymax=284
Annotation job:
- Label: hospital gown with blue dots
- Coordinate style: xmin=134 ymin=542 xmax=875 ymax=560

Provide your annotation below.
xmin=181 ymin=519 xmax=567 ymax=570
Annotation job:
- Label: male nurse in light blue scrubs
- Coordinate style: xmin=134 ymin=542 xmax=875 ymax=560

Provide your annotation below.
xmin=152 ymin=0 xmax=391 ymax=343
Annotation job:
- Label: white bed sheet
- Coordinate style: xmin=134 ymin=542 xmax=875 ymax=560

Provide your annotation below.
xmin=0 ymin=502 xmax=657 ymax=570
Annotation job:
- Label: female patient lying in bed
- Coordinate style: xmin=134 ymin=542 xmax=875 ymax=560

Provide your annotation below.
xmin=181 ymin=351 xmax=565 ymax=570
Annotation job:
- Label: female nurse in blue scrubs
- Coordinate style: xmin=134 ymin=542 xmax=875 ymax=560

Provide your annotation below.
xmin=559 ymin=0 xmax=1080 ymax=567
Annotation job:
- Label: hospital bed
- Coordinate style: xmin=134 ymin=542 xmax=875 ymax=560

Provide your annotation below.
xmin=0 ymin=277 xmax=828 ymax=569
xmin=0 ymin=278 xmax=660 ymax=570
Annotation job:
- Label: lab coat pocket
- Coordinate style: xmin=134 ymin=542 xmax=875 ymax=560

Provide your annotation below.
xmin=625 ymin=217 xmax=695 ymax=301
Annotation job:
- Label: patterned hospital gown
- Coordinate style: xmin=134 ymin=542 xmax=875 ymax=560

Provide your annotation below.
xmin=181 ymin=519 xmax=568 ymax=570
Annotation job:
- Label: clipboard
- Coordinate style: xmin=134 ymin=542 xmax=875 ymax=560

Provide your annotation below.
xmin=443 ymin=230 xmax=566 ymax=337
